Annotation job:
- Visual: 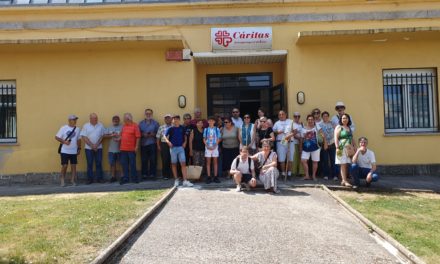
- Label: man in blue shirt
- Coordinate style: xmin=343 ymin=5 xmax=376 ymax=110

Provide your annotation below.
xmin=165 ymin=115 xmax=194 ymax=188
xmin=139 ymin=108 xmax=160 ymax=180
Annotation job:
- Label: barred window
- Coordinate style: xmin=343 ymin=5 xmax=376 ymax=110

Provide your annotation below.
xmin=383 ymin=69 xmax=438 ymax=134
xmin=0 ymin=81 xmax=17 ymax=143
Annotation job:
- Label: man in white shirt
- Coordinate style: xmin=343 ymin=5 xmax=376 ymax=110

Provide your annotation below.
xmin=273 ymin=110 xmax=294 ymax=178
xmin=331 ymin=101 xmax=356 ymax=132
xmin=350 ymin=137 xmax=379 ymax=188
xmin=81 ymin=113 xmax=105 ymax=184
xmin=231 ymin=108 xmax=243 ymax=128
xmin=230 ymin=147 xmax=256 ymax=192
xmin=55 ymin=114 xmax=82 ymax=187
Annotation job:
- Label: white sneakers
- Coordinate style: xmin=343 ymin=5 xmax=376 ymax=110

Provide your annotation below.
xmin=174 ymin=179 xmax=180 ymax=187
xmin=236 ymin=185 xmax=242 ymax=192
xmin=182 ymin=180 xmax=194 ymax=187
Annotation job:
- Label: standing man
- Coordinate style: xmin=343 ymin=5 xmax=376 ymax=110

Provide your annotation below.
xmin=165 ymin=115 xmax=194 ymax=187
xmin=231 ymin=108 xmax=243 ymax=128
xmin=190 ymin=107 xmax=208 ymax=128
xmin=331 ymin=101 xmax=355 ymax=132
xmin=139 ymin=108 xmax=160 ymax=180
xmin=273 ymin=110 xmax=294 ymax=179
xmin=55 ymin=115 xmax=81 ymax=187
xmin=104 ymin=115 xmax=122 ymax=183
xmin=350 ymin=137 xmax=379 ymax=189
xmin=156 ymin=114 xmax=173 ymax=180
xmin=81 ymin=113 xmax=105 ymax=184
xmin=119 ymin=113 xmax=141 ymax=184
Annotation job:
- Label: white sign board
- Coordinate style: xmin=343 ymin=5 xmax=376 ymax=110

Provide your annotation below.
xmin=211 ymin=27 xmax=272 ymax=51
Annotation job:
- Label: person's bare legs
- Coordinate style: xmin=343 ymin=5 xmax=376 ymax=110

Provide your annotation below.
xmin=181 ymin=162 xmax=188 ymax=180
xmin=301 ymin=159 xmax=310 ymax=179
xmin=206 ymin=157 xmax=212 ymax=178
xmin=60 ymin=164 xmax=68 ymax=186
xmin=233 ymin=172 xmax=242 ymax=185
xmin=171 ymin=164 xmax=178 ymax=179
xmin=213 ymin=158 xmax=218 ymax=177
xmin=71 ymin=164 xmax=77 ymax=185
xmin=340 ymin=164 xmax=351 ymax=186
xmin=312 ymin=161 xmax=318 ymax=181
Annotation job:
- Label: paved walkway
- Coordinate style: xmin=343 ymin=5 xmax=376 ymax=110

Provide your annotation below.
xmin=1 ymin=175 xmax=439 ymax=197
xmin=118 ymin=187 xmax=396 ymax=264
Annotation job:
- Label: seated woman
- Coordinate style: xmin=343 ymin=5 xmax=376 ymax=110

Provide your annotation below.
xmin=251 ymin=141 xmax=280 ymax=194
xmin=230 ymin=146 xmax=257 ymax=192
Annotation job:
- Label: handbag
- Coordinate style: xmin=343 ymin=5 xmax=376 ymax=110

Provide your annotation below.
xmin=344 ymin=144 xmax=355 ymax=158
xmin=58 ymin=127 xmax=76 ymax=154
xmin=186 ymin=165 xmax=203 ymax=180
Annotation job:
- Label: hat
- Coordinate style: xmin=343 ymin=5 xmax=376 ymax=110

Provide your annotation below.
xmin=164 ymin=113 xmax=172 ymax=118
xmin=172 ymin=114 xmax=180 ymax=119
xmin=293 ymin=112 xmax=300 ymax=116
xmin=335 ymin=101 xmax=346 ymax=109
xmin=68 ymin=114 xmax=78 ymax=120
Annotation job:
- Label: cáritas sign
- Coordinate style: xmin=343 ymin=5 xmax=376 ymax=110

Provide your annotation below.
xmin=211 ymin=27 xmax=272 ymax=51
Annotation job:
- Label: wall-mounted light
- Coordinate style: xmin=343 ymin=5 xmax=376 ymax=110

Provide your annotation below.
xmin=178 ymin=95 xmax=186 ymax=108
xmin=297 ymin=91 xmax=305 ymax=105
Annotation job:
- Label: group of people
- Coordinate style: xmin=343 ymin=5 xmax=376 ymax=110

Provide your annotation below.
xmin=55 ymin=102 xmax=379 ymax=191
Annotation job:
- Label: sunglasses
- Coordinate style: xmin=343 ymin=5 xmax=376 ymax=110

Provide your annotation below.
xmin=313 ymin=112 xmax=320 ymax=114
xmin=244 ymin=116 xmax=250 ymax=119
xmin=336 ymin=107 xmax=345 ymax=110
xmin=224 ymin=121 xmax=230 ymax=123
xmin=294 ymin=115 xmax=300 ymax=118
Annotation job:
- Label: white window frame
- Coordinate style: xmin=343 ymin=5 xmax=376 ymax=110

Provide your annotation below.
xmin=383 ymin=68 xmax=438 ymax=134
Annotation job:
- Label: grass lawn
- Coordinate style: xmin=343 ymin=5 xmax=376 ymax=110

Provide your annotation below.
xmin=336 ymin=190 xmax=440 ymax=264
xmin=0 ymin=189 xmax=167 ymax=264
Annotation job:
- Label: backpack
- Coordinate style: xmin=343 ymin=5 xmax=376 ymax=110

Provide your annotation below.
xmin=235 ymin=157 xmax=252 ymax=173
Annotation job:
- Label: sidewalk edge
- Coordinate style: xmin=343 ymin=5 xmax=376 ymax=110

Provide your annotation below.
xmin=321 ymin=185 xmax=426 ymax=264
xmin=90 ymin=186 xmax=177 ymax=264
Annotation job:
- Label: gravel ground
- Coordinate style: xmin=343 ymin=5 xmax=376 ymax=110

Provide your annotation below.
xmin=118 ymin=187 xmax=397 ymax=264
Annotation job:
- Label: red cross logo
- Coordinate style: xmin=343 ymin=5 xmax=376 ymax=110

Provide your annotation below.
xmin=215 ymin=30 xmax=233 ymax=48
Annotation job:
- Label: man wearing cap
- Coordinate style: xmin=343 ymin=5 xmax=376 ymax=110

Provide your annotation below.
xmin=104 ymin=115 xmax=122 ymax=183
xmin=81 ymin=113 xmax=105 ymax=184
xmin=139 ymin=108 xmax=160 ymax=180
xmin=55 ymin=115 xmax=82 ymax=187
xmin=331 ymin=101 xmax=356 ymax=132
xmin=156 ymin=114 xmax=173 ymax=180
xmin=190 ymin=107 xmax=208 ymax=128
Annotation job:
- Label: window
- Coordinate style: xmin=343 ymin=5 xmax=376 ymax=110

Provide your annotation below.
xmin=0 ymin=81 xmax=17 ymax=143
xmin=383 ymin=69 xmax=438 ymax=134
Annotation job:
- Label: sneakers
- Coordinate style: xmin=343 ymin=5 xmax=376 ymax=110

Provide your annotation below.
xmin=174 ymin=179 xmax=180 ymax=187
xmin=323 ymin=176 xmax=329 ymax=180
xmin=287 ymin=171 xmax=292 ymax=177
xmin=333 ymin=177 xmax=339 ymax=181
xmin=213 ymin=177 xmax=221 ymax=183
xmin=236 ymin=185 xmax=242 ymax=192
xmin=182 ymin=180 xmax=194 ymax=187
xmin=205 ymin=177 xmax=212 ymax=184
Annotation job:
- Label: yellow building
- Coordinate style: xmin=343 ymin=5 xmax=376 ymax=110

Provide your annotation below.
xmin=0 ymin=0 xmax=439 ymax=179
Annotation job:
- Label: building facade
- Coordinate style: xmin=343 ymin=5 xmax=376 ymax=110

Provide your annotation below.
xmin=0 ymin=0 xmax=439 ymax=177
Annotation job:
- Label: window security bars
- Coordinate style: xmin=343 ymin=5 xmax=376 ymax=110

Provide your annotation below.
xmin=383 ymin=69 xmax=438 ymax=133
xmin=0 ymin=81 xmax=17 ymax=143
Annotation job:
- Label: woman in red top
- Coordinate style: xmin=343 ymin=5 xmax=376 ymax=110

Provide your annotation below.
xmin=120 ymin=113 xmax=141 ymax=184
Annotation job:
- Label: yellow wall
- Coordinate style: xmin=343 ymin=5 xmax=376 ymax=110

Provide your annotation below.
xmin=1 ymin=0 xmax=440 ymax=175
xmin=0 ymin=42 xmax=195 ymax=174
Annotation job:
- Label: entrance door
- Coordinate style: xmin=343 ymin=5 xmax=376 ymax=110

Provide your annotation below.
xmin=207 ymin=73 xmax=275 ymax=121
xmin=270 ymin=83 xmax=285 ymax=121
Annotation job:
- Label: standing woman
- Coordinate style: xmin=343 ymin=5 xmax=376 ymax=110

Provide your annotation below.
xmin=239 ymin=114 xmax=257 ymax=155
xmin=320 ymin=111 xmax=337 ymax=181
xmin=221 ymin=117 xmax=240 ymax=175
xmin=299 ymin=114 xmax=327 ymax=181
xmin=255 ymin=108 xmax=273 ymax=129
xmin=334 ymin=113 xmax=355 ymax=187
xmin=256 ymin=117 xmax=275 ymax=151
xmin=251 ymin=141 xmax=279 ymax=193
xmin=189 ymin=119 xmax=206 ymax=169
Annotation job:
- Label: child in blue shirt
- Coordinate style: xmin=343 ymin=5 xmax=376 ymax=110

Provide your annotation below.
xmin=203 ymin=116 xmax=222 ymax=184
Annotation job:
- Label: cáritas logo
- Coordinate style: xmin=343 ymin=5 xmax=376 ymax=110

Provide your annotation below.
xmin=214 ymin=29 xmax=271 ymax=48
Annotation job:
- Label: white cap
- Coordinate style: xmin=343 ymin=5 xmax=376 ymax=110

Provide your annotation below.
xmin=68 ymin=114 xmax=78 ymax=120
xmin=164 ymin=113 xmax=172 ymax=118
xmin=293 ymin=112 xmax=300 ymax=116
xmin=335 ymin=101 xmax=346 ymax=109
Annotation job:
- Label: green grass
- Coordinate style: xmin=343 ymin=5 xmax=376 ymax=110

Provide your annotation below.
xmin=0 ymin=189 xmax=167 ymax=264
xmin=336 ymin=191 xmax=440 ymax=264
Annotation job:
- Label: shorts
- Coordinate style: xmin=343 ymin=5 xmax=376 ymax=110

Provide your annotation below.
xmin=60 ymin=153 xmax=77 ymax=165
xmin=108 ymin=152 xmax=120 ymax=166
xmin=205 ymin=146 xmax=219 ymax=158
xmin=170 ymin=146 xmax=186 ymax=164
xmin=276 ymin=141 xmax=295 ymax=162
xmin=301 ymin=148 xmax=321 ymax=162
xmin=241 ymin=173 xmax=253 ymax=183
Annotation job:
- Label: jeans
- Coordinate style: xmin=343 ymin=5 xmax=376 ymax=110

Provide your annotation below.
xmin=350 ymin=163 xmax=379 ymax=186
xmin=321 ymin=144 xmax=337 ymax=178
xmin=141 ymin=144 xmax=157 ymax=177
xmin=120 ymin=151 xmax=138 ymax=182
xmin=85 ymin=149 xmax=103 ymax=181
xmin=160 ymin=142 xmax=171 ymax=178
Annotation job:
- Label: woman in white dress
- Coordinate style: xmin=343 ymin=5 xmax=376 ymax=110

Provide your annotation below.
xmin=251 ymin=141 xmax=280 ymax=194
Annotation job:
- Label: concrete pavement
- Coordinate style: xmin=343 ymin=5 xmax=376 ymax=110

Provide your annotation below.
xmin=117 ymin=187 xmax=397 ymax=264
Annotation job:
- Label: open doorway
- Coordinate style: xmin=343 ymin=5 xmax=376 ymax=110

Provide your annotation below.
xmin=207 ymin=73 xmax=284 ymax=122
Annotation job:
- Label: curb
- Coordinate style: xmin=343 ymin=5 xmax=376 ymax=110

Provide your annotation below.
xmin=90 ymin=186 xmax=177 ymax=264
xmin=321 ymin=185 xmax=426 ymax=264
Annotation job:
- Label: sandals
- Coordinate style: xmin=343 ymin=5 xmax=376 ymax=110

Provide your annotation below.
xmin=341 ymin=181 xmax=352 ymax=187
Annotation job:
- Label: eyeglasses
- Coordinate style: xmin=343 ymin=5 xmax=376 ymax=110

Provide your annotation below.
xmin=336 ymin=107 xmax=345 ymax=110
xmin=313 ymin=112 xmax=320 ymax=115
xmin=244 ymin=116 xmax=250 ymax=119
xmin=224 ymin=121 xmax=230 ymax=123
xmin=294 ymin=116 xmax=300 ymax=118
